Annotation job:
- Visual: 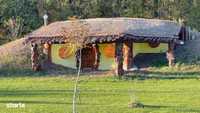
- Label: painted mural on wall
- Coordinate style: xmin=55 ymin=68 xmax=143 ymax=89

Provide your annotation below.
xmin=51 ymin=43 xmax=168 ymax=70
xmin=133 ymin=43 xmax=168 ymax=56
xmin=51 ymin=44 xmax=76 ymax=69
xmin=99 ymin=43 xmax=116 ymax=70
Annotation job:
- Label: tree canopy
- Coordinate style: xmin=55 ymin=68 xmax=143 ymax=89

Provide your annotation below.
xmin=0 ymin=0 xmax=199 ymax=45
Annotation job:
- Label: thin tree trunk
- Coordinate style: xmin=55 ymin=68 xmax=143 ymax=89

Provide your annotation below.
xmin=73 ymin=49 xmax=82 ymax=113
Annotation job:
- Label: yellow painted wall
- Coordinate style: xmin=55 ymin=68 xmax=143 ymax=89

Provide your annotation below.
xmin=98 ymin=43 xmax=168 ymax=70
xmin=51 ymin=43 xmax=168 ymax=70
xmin=51 ymin=44 xmax=76 ymax=69
xmin=133 ymin=43 xmax=168 ymax=56
xmin=99 ymin=43 xmax=116 ymax=70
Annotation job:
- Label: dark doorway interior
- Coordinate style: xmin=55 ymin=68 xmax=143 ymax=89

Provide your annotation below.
xmin=81 ymin=47 xmax=96 ymax=69
xmin=133 ymin=53 xmax=167 ymax=68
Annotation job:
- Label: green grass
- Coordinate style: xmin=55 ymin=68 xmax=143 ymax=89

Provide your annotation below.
xmin=0 ymin=75 xmax=200 ymax=113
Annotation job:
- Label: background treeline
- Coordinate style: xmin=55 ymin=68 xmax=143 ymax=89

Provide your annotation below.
xmin=0 ymin=0 xmax=199 ymax=45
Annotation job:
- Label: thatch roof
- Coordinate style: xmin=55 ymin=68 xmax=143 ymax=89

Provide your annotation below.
xmin=27 ymin=18 xmax=182 ymax=44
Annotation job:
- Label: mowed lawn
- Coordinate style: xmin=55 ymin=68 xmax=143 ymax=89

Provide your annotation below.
xmin=0 ymin=75 xmax=200 ymax=113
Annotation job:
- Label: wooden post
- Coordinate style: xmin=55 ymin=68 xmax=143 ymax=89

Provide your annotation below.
xmin=92 ymin=44 xmax=100 ymax=70
xmin=43 ymin=43 xmax=52 ymax=63
xmin=123 ymin=41 xmax=133 ymax=70
xmin=115 ymin=41 xmax=124 ymax=76
xmin=31 ymin=43 xmax=41 ymax=71
xmin=47 ymin=44 xmax=52 ymax=63
xmin=166 ymin=42 xmax=175 ymax=67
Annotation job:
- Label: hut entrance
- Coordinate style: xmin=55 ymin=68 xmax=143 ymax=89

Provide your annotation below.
xmin=80 ymin=47 xmax=96 ymax=69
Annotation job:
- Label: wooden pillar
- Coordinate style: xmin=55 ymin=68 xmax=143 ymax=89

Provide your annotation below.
xmin=166 ymin=42 xmax=175 ymax=67
xmin=115 ymin=41 xmax=124 ymax=76
xmin=123 ymin=41 xmax=133 ymax=70
xmin=92 ymin=44 xmax=100 ymax=71
xmin=31 ymin=43 xmax=41 ymax=71
xmin=47 ymin=44 xmax=52 ymax=63
xmin=43 ymin=43 xmax=52 ymax=63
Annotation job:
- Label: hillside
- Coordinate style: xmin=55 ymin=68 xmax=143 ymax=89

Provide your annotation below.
xmin=0 ymin=38 xmax=31 ymax=69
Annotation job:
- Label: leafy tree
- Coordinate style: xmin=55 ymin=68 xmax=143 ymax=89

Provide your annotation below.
xmin=187 ymin=2 xmax=200 ymax=30
xmin=0 ymin=0 xmax=200 ymax=45
xmin=0 ymin=0 xmax=41 ymax=38
xmin=42 ymin=0 xmax=73 ymax=21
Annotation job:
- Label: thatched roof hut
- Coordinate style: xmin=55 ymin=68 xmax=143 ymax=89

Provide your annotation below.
xmin=26 ymin=18 xmax=185 ymax=75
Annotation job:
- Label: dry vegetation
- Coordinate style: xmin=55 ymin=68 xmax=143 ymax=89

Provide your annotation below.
xmin=0 ymin=38 xmax=31 ymax=69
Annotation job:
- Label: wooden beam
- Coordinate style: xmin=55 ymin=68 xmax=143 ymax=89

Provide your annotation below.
xmin=31 ymin=43 xmax=41 ymax=71
xmin=123 ymin=41 xmax=133 ymax=70
xmin=166 ymin=42 xmax=175 ymax=67
xmin=115 ymin=42 xmax=124 ymax=76
xmin=48 ymin=44 xmax=52 ymax=63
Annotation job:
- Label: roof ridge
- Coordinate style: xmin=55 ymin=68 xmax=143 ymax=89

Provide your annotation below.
xmin=48 ymin=17 xmax=178 ymax=25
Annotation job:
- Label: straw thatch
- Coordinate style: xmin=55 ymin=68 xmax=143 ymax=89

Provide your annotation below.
xmin=26 ymin=18 xmax=182 ymax=44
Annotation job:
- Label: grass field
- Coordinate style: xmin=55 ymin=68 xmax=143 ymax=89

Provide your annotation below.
xmin=0 ymin=73 xmax=200 ymax=113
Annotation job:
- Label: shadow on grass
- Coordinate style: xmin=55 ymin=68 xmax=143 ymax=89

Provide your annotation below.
xmin=124 ymin=70 xmax=200 ymax=80
xmin=143 ymin=104 xmax=200 ymax=112
xmin=0 ymin=66 xmax=77 ymax=77
xmin=0 ymin=89 xmax=74 ymax=97
xmin=0 ymin=100 xmax=101 ymax=105
xmin=143 ymin=104 xmax=175 ymax=109
xmin=0 ymin=68 xmax=48 ymax=77
xmin=0 ymin=89 xmax=195 ymax=97
xmin=0 ymin=60 xmax=111 ymax=77
xmin=0 ymin=100 xmax=70 ymax=105
xmin=1 ymin=67 xmax=200 ymax=80
xmin=0 ymin=100 xmax=104 ymax=106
